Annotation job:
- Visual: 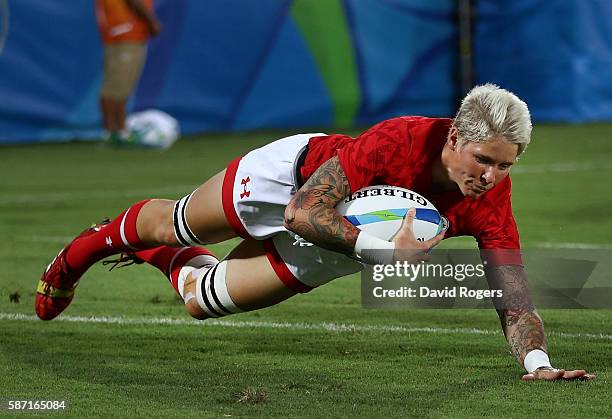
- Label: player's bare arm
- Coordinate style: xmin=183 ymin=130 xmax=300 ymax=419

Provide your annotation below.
xmin=284 ymin=156 xmax=444 ymax=261
xmin=487 ymin=264 xmax=595 ymax=381
xmin=488 ymin=265 xmax=544 ymax=360
xmin=284 ymin=156 xmax=359 ymax=255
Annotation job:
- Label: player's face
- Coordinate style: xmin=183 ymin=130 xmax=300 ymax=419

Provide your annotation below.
xmin=448 ymin=135 xmax=518 ymax=199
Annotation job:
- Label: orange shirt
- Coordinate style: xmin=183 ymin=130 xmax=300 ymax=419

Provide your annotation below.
xmin=96 ymin=0 xmax=154 ymax=44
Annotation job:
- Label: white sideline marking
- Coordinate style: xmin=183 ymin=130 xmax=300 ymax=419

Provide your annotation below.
xmin=1 ymin=312 xmax=610 ymax=341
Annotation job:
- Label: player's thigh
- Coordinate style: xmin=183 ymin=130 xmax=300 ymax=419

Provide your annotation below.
xmin=185 ymin=169 xmax=237 ymax=243
xmin=136 ymin=169 xmax=236 ymax=246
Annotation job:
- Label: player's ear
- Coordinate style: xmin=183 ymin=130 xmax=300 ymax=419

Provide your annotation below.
xmin=448 ymin=126 xmax=459 ymax=150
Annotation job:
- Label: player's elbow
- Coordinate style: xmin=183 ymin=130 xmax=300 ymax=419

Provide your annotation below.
xmin=283 ymin=203 xmax=298 ymax=231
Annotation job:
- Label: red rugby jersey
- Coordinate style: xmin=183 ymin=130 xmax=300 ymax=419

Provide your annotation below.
xmin=300 ymin=116 xmax=521 ymax=257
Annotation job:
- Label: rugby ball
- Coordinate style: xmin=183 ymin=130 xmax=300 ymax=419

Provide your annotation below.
xmin=125 ymin=109 xmax=180 ymax=149
xmin=335 ymin=185 xmax=446 ymax=242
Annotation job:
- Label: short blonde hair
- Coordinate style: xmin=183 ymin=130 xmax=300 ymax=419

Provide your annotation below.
xmin=454 ymin=84 xmax=532 ymax=155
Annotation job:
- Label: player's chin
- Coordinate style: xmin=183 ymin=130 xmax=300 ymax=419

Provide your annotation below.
xmin=464 ymin=187 xmax=484 ymax=199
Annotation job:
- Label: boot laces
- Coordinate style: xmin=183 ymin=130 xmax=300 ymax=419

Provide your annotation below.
xmin=102 ymin=253 xmax=143 ymax=271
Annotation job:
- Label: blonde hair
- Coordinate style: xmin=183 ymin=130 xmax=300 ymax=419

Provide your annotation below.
xmin=454 ymin=83 xmax=532 ymax=155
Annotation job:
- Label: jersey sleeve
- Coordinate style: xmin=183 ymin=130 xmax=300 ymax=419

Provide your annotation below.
xmin=336 ymin=118 xmax=411 ymax=192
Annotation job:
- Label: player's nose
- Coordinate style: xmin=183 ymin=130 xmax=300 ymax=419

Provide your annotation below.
xmin=481 ymin=166 xmax=496 ymax=185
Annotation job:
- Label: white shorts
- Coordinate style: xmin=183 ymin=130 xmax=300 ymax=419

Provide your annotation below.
xmin=221 ymin=133 xmax=363 ymax=292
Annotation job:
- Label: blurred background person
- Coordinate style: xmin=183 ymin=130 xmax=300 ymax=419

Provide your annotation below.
xmin=95 ymin=0 xmax=162 ymax=144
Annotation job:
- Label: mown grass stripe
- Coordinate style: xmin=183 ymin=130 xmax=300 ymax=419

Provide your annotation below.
xmin=2 ymin=161 xmax=609 ymax=206
xmin=2 ymin=312 xmax=610 ymax=340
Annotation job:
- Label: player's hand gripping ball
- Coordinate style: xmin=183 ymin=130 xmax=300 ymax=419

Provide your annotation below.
xmin=336 ymin=185 xmax=447 ymax=241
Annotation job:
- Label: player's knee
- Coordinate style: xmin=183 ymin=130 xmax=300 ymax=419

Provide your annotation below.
xmin=191 ymin=261 xmax=243 ymax=319
xmin=185 ymin=298 xmax=208 ymax=320
xmin=179 ymin=256 xmax=222 ymax=320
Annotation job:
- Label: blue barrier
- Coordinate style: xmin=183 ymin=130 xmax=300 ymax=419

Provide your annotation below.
xmin=1 ymin=0 xmax=610 ymax=144
xmin=0 ymin=0 xmax=457 ymax=143
xmin=476 ymin=0 xmax=612 ymax=122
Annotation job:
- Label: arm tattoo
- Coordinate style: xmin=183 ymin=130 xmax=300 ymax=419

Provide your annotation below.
xmin=486 ymin=264 xmax=547 ymax=364
xmin=285 ymin=156 xmax=359 ymax=254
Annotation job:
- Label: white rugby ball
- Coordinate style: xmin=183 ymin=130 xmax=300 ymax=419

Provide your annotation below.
xmin=336 ymin=185 xmax=445 ymax=242
xmin=125 ymin=109 xmax=180 ymax=149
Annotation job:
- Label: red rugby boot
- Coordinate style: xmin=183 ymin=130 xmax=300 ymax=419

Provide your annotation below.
xmin=35 ymin=220 xmax=109 ymax=320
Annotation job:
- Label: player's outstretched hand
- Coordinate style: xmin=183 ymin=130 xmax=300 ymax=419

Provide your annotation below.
xmin=392 ymin=208 xmax=445 ymax=263
xmin=522 ymin=367 xmax=595 ymax=381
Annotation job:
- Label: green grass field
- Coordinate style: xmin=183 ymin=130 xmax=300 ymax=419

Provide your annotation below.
xmin=1 ymin=125 xmax=611 ymax=417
